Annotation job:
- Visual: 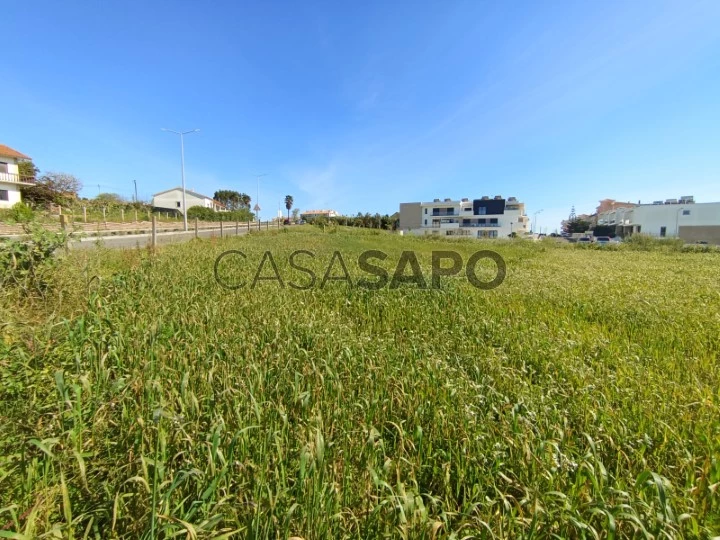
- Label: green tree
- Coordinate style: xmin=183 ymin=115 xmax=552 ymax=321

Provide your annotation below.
xmin=95 ymin=193 xmax=125 ymax=205
xmin=563 ymin=219 xmax=592 ymax=235
xmin=291 ymin=208 xmax=300 ymax=222
xmin=284 ymin=195 xmax=294 ymax=220
xmin=20 ymin=172 xmax=82 ymax=207
xmin=214 ymin=190 xmax=243 ymax=210
xmin=240 ymin=193 xmax=251 ymax=208
xmin=18 ymin=160 xmax=39 ymax=182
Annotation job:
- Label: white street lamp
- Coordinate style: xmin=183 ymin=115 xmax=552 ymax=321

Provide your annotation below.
xmin=162 ymin=128 xmax=200 ymax=231
xmin=255 ymin=173 xmax=268 ymax=222
xmin=533 ymin=209 xmax=544 ymax=233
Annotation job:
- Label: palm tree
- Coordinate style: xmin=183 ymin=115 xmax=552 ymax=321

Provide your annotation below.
xmin=284 ymin=195 xmax=294 ymax=221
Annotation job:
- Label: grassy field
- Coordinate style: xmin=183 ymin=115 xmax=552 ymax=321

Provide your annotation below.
xmin=1 ymin=227 xmax=719 ymax=538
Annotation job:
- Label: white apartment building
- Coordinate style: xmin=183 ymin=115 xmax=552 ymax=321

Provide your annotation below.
xmin=597 ymin=195 xmax=720 ymax=244
xmin=0 ymin=144 xmax=34 ymax=209
xmin=152 ymin=187 xmax=226 ymax=214
xmin=399 ymin=196 xmax=529 ymax=239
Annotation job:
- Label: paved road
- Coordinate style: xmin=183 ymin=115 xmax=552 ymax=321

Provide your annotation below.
xmin=69 ymin=226 xmax=251 ymax=250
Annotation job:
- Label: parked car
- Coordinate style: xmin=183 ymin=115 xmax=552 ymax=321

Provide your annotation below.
xmin=595 ymin=236 xmax=611 ymax=245
xmin=577 ymin=237 xmax=592 ymax=244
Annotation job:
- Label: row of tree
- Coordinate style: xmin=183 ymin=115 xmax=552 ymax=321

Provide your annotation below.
xmin=305 ymin=212 xmax=399 ymax=230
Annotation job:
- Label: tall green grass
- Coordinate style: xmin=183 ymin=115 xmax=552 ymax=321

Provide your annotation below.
xmin=1 ymin=228 xmax=718 ymax=538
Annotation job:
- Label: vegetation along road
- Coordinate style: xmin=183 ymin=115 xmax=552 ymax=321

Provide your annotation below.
xmin=1 ymin=226 xmax=719 ymax=538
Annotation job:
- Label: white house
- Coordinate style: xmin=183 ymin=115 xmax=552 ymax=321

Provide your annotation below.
xmin=0 ymin=144 xmax=34 ymax=209
xmin=152 ymin=187 xmax=226 ymax=214
xmin=300 ymin=209 xmax=339 ymax=219
xmin=598 ymin=195 xmax=720 ymax=244
xmin=399 ymin=196 xmax=530 ymax=238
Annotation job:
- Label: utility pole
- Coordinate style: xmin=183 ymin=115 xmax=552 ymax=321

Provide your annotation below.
xmin=133 ymin=179 xmax=138 ymax=203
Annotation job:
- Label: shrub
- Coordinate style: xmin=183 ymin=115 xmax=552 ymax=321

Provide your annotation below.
xmin=186 ymin=206 xmax=254 ymax=222
xmin=0 ymin=223 xmax=70 ymax=290
xmin=623 ymin=233 xmax=683 ymax=251
xmin=10 ymin=202 xmax=35 ymax=223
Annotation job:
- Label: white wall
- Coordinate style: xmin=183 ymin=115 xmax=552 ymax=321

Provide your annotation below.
xmin=631 ymin=203 xmax=720 ymax=237
xmin=0 ymin=182 xmax=23 ymax=209
xmin=0 ymin=159 xmax=20 ymax=176
xmin=152 ymin=189 xmax=209 ymax=214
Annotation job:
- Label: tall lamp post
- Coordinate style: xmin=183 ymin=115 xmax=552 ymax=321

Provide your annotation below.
xmin=162 ymin=128 xmax=200 ymax=231
xmin=532 ymin=209 xmax=544 ymax=234
xmin=254 ymin=173 xmax=268 ymax=222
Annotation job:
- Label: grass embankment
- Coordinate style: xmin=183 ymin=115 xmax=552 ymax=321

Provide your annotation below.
xmin=1 ymin=228 xmax=719 ymax=538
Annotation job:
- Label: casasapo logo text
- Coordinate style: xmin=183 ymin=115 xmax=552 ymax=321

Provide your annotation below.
xmin=214 ymin=250 xmax=505 ymax=290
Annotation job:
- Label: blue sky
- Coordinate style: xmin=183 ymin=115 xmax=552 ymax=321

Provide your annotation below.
xmin=3 ymin=0 xmax=720 ymax=231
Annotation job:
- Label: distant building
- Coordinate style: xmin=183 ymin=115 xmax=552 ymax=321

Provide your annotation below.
xmin=300 ymin=209 xmax=339 ymax=219
xmin=0 ymin=144 xmax=34 ymax=209
xmin=152 ymin=187 xmax=226 ymax=214
xmin=399 ymin=196 xmax=529 ymax=239
xmin=595 ymin=198 xmax=637 ymax=215
xmin=598 ymin=195 xmax=720 ymax=243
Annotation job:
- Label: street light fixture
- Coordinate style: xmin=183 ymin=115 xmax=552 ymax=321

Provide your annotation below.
xmin=533 ymin=209 xmax=544 ymax=233
xmin=162 ymin=128 xmax=200 ymax=231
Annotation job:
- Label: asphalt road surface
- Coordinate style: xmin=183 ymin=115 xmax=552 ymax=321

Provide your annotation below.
xmin=69 ymin=226 xmax=250 ymax=250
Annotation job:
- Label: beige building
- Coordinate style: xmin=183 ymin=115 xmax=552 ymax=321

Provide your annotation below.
xmin=152 ymin=187 xmax=226 ymax=214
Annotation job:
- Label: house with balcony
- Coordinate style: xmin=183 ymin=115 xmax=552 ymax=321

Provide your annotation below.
xmin=399 ymin=196 xmax=529 ymax=238
xmin=152 ymin=187 xmax=226 ymax=214
xmin=0 ymin=144 xmax=35 ymax=209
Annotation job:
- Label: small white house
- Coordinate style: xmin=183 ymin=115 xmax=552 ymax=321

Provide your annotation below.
xmin=0 ymin=144 xmax=34 ymax=209
xmin=152 ymin=187 xmax=226 ymax=214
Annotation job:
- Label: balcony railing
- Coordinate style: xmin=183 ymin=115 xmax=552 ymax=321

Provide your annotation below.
xmin=460 ymin=222 xmax=500 ymax=227
xmin=0 ymin=172 xmax=35 ymax=185
xmin=431 ymin=211 xmax=458 ymax=216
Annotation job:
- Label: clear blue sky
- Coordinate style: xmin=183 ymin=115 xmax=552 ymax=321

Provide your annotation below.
xmin=3 ymin=0 xmax=720 ymax=230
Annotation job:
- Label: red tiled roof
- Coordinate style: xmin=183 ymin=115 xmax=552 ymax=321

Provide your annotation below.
xmin=0 ymin=144 xmax=31 ymax=160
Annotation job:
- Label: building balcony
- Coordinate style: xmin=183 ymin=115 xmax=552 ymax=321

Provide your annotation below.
xmin=0 ymin=172 xmax=35 ymax=185
xmin=431 ymin=211 xmax=459 ymax=217
xmin=460 ymin=222 xmax=500 ymax=227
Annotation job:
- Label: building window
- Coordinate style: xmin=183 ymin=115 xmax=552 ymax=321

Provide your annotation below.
xmin=682 ymin=210 xmax=690 ymax=216
xmin=0 ymin=190 xmax=8 ymax=201
xmin=660 ymin=226 xmax=666 ymax=237
xmin=464 ymin=207 xmax=472 ymax=211
xmin=0 ymin=162 xmax=7 ymax=174
xmin=424 ymin=219 xmax=427 ymax=225
xmin=477 ymin=207 xmax=487 ymax=215
xmin=176 ymin=202 xmax=181 ymax=208
xmin=424 ymin=208 xmax=427 ymax=214
xmin=490 ymin=218 xmax=498 ymax=224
